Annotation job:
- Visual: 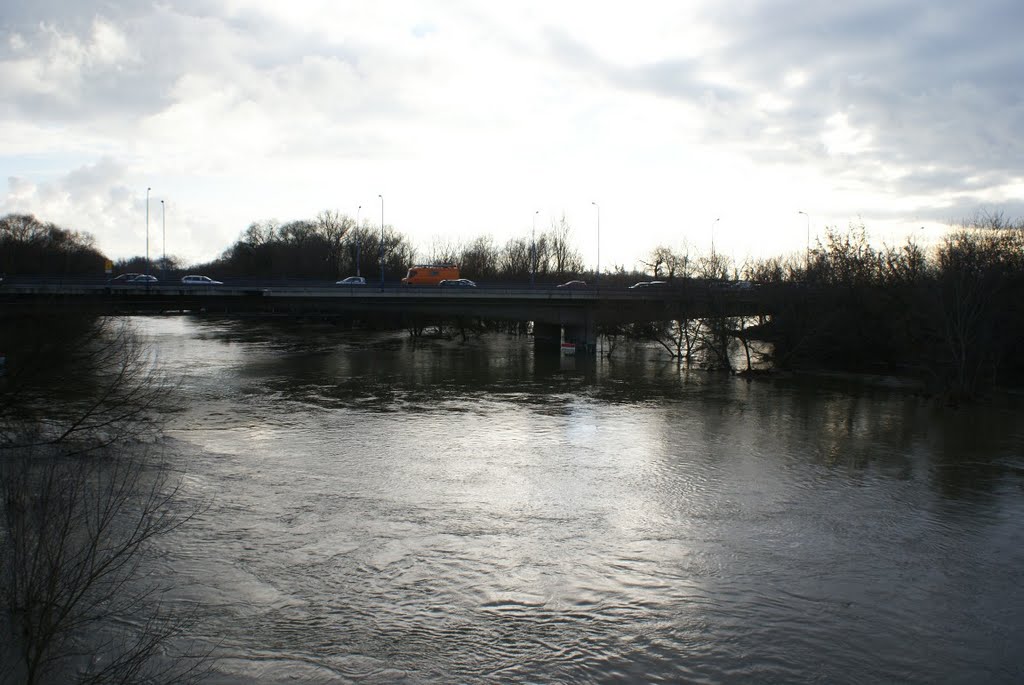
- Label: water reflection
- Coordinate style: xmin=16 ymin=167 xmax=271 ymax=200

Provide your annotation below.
xmin=134 ymin=315 xmax=1024 ymax=684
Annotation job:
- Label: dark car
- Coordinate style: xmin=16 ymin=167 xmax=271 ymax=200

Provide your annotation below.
xmin=556 ymin=280 xmax=588 ymax=288
xmin=438 ymin=278 xmax=477 ymax=288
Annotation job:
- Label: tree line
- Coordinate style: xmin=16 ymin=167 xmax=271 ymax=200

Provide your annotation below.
xmin=0 ymin=214 xmax=108 ymax=276
xmin=618 ymin=213 xmax=1024 ymax=402
xmin=189 ymin=210 xmax=587 ymax=283
xmin=0 ymin=210 xmax=590 ymax=283
xmin=767 ymin=215 xmax=1024 ymax=402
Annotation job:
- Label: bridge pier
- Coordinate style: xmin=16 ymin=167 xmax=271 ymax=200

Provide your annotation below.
xmin=533 ymin=321 xmax=597 ymax=355
xmin=533 ymin=323 xmax=562 ymax=353
xmin=562 ymin=321 xmax=597 ymax=354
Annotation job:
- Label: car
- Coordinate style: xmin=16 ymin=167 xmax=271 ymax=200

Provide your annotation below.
xmin=108 ymin=272 xmax=141 ymax=284
xmin=181 ymin=275 xmax=223 ymax=285
xmin=556 ymin=280 xmax=588 ymax=288
xmin=335 ymin=276 xmax=367 ymax=286
xmin=629 ymin=281 xmax=650 ymax=289
xmin=109 ymin=273 xmax=157 ymax=284
xmin=438 ymin=278 xmax=477 ymax=288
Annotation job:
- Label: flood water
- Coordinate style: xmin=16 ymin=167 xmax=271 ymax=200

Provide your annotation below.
xmin=139 ymin=316 xmax=1024 ymax=684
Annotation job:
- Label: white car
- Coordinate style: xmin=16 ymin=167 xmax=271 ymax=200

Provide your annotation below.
xmin=109 ymin=273 xmax=157 ymax=284
xmin=181 ymin=275 xmax=223 ymax=285
xmin=335 ymin=276 xmax=367 ymax=285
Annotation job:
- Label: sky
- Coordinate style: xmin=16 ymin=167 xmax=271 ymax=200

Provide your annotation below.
xmin=2 ymin=0 xmax=1022 ymax=270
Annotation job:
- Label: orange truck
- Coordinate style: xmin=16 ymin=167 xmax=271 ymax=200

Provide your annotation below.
xmin=401 ymin=264 xmax=460 ymax=285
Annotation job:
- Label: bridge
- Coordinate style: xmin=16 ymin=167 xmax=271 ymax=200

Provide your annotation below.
xmin=0 ymin=278 xmax=778 ymax=353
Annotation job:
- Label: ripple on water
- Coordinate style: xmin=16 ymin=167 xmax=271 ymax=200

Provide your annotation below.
xmin=139 ymin=322 xmax=1024 ymax=684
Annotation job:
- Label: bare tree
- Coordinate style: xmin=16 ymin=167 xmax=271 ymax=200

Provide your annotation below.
xmin=278 ymin=219 xmax=316 ymax=246
xmin=531 ymin=234 xmax=550 ymax=278
xmin=642 ymin=243 xmax=693 ymax=281
xmin=426 ymin=237 xmax=460 ymax=265
xmin=459 ymin=236 xmax=499 ymax=280
xmin=382 ymin=227 xmax=417 ymax=279
xmin=640 ymin=247 xmax=671 ymax=280
xmin=500 ymin=237 xmax=531 ymax=280
xmin=546 ymin=214 xmax=584 ymax=277
xmin=341 ymin=225 xmax=375 ymax=277
xmin=315 ymin=210 xmax=352 ymax=277
xmin=694 ymin=253 xmax=737 ymax=370
xmin=698 ymin=250 xmax=732 ymax=282
xmin=240 ymin=220 xmax=278 ymax=248
xmin=0 ymin=317 xmax=209 ymax=684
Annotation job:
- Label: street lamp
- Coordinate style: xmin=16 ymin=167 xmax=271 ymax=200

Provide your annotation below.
xmin=356 ymin=205 xmax=361 ymax=277
xmin=378 ymin=194 xmax=384 ymax=285
xmin=798 ymin=210 xmax=810 ymax=270
xmin=710 ymin=217 xmax=720 ymax=258
xmin=161 ymin=199 xmax=165 ymax=272
xmin=531 ymin=209 xmax=539 ymax=287
xmin=592 ymin=201 xmax=600 ymax=285
xmin=145 ymin=187 xmax=151 ymax=273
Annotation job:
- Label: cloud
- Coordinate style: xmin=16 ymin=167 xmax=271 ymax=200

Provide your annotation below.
xmin=536 ymin=1 xmax=1024 ymax=201
xmin=2 ymin=157 xmax=139 ymax=253
xmin=1 ymin=0 xmax=1021 ymax=268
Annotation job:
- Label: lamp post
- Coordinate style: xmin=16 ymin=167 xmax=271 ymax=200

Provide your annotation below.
xmin=145 ymin=187 xmax=151 ymax=273
xmin=531 ymin=209 xmax=539 ymax=287
xmin=592 ymin=201 xmax=600 ymax=285
xmin=356 ymin=205 xmax=361 ymax=277
xmin=378 ymin=194 xmax=384 ymax=285
xmin=798 ymin=210 xmax=810 ymax=271
xmin=710 ymin=217 xmax=720 ymax=258
xmin=161 ymin=199 xmax=165 ymax=272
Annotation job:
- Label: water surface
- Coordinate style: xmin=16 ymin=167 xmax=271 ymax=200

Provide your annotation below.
xmin=142 ymin=317 xmax=1024 ymax=683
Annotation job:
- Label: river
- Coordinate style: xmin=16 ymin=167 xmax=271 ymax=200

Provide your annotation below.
xmin=137 ymin=316 xmax=1024 ymax=684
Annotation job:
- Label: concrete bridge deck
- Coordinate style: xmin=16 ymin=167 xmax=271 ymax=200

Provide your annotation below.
xmin=1 ymin=279 xmax=775 ymax=327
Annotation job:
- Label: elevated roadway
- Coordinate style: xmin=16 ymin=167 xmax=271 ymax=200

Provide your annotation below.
xmin=1 ymin=278 xmax=774 ymax=322
xmin=1 ymin=277 xmax=780 ymax=352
